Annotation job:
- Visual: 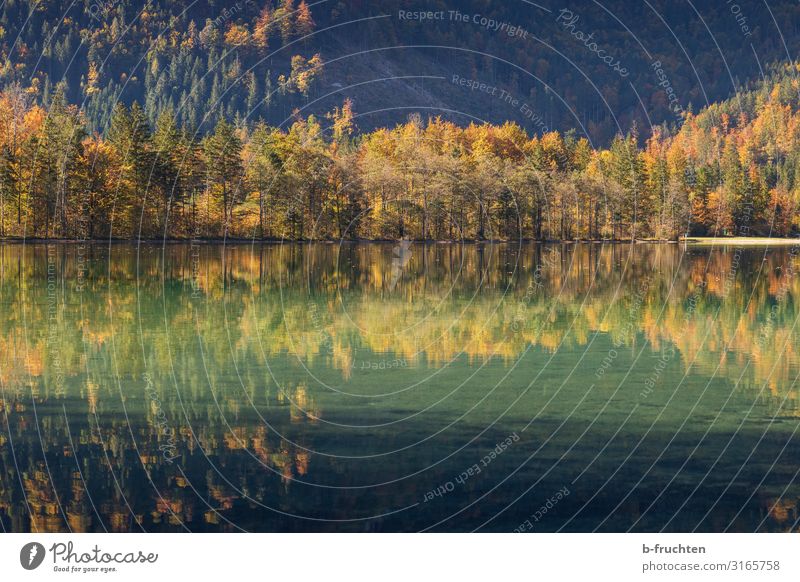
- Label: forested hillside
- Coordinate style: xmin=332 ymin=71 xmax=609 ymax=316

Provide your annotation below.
xmin=3 ymin=0 xmax=800 ymax=140
xmin=2 ymin=61 xmax=800 ymax=240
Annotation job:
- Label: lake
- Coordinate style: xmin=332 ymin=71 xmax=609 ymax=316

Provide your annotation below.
xmin=0 ymin=242 xmax=799 ymax=532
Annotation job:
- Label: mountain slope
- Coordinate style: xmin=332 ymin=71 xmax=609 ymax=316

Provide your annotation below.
xmin=2 ymin=0 xmax=800 ymax=142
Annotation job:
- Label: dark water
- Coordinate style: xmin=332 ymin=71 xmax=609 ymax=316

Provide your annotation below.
xmin=0 ymin=242 xmax=799 ymax=532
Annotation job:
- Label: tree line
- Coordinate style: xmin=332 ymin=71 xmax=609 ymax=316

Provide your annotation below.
xmin=2 ymin=65 xmax=800 ymax=240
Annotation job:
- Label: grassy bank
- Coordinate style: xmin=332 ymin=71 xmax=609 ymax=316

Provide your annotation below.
xmin=682 ymin=237 xmax=800 ymax=246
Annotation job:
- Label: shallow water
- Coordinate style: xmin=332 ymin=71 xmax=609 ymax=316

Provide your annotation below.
xmin=0 ymin=242 xmax=799 ymax=532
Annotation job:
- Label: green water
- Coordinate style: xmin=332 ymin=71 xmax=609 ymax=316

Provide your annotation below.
xmin=0 ymin=242 xmax=799 ymax=532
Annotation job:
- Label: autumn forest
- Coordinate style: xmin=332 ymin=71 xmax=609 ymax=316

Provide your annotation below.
xmin=1 ymin=0 xmax=800 ymax=240
xmin=4 ymin=64 xmax=800 ymax=242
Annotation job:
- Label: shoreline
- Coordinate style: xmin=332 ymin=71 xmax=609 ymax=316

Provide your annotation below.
xmin=0 ymin=236 xmax=798 ymax=245
xmin=680 ymin=237 xmax=800 ymax=246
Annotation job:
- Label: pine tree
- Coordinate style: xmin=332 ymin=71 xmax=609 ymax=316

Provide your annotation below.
xmin=37 ymin=85 xmax=86 ymax=237
xmin=204 ymin=117 xmax=244 ymax=231
xmin=277 ymin=0 xmax=296 ymax=44
xmin=295 ymin=1 xmax=315 ymax=38
xmin=246 ymin=122 xmax=277 ymax=238
xmin=153 ymin=109 xmax=183 ymax=234
xmin=0 ymin=145 xmax=18 ymax=237
xmin=253 ymin=5 xmax=274 ymax=52
xmin=246 ymin=72 xmax=259 ymax=115
xmin=107 ymin=102 xmax=153 ymax=236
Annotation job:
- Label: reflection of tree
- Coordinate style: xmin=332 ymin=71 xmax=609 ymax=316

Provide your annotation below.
xmin=4 ymin=243 xmax=800 ymax=399
xmin=1 ymin=243 xmax=800 ymax=531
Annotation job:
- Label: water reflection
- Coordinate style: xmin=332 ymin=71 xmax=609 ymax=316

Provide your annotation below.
xmin=0 ymin=242 xmax=799 ymax=532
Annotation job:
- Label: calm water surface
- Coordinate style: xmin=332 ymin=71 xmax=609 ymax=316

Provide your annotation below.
xmin=1 ymin=242 xmax=799 ymax=532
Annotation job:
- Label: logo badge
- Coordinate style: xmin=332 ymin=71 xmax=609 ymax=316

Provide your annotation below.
xmin=20 ymin=542 xmax=46 ymax=570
